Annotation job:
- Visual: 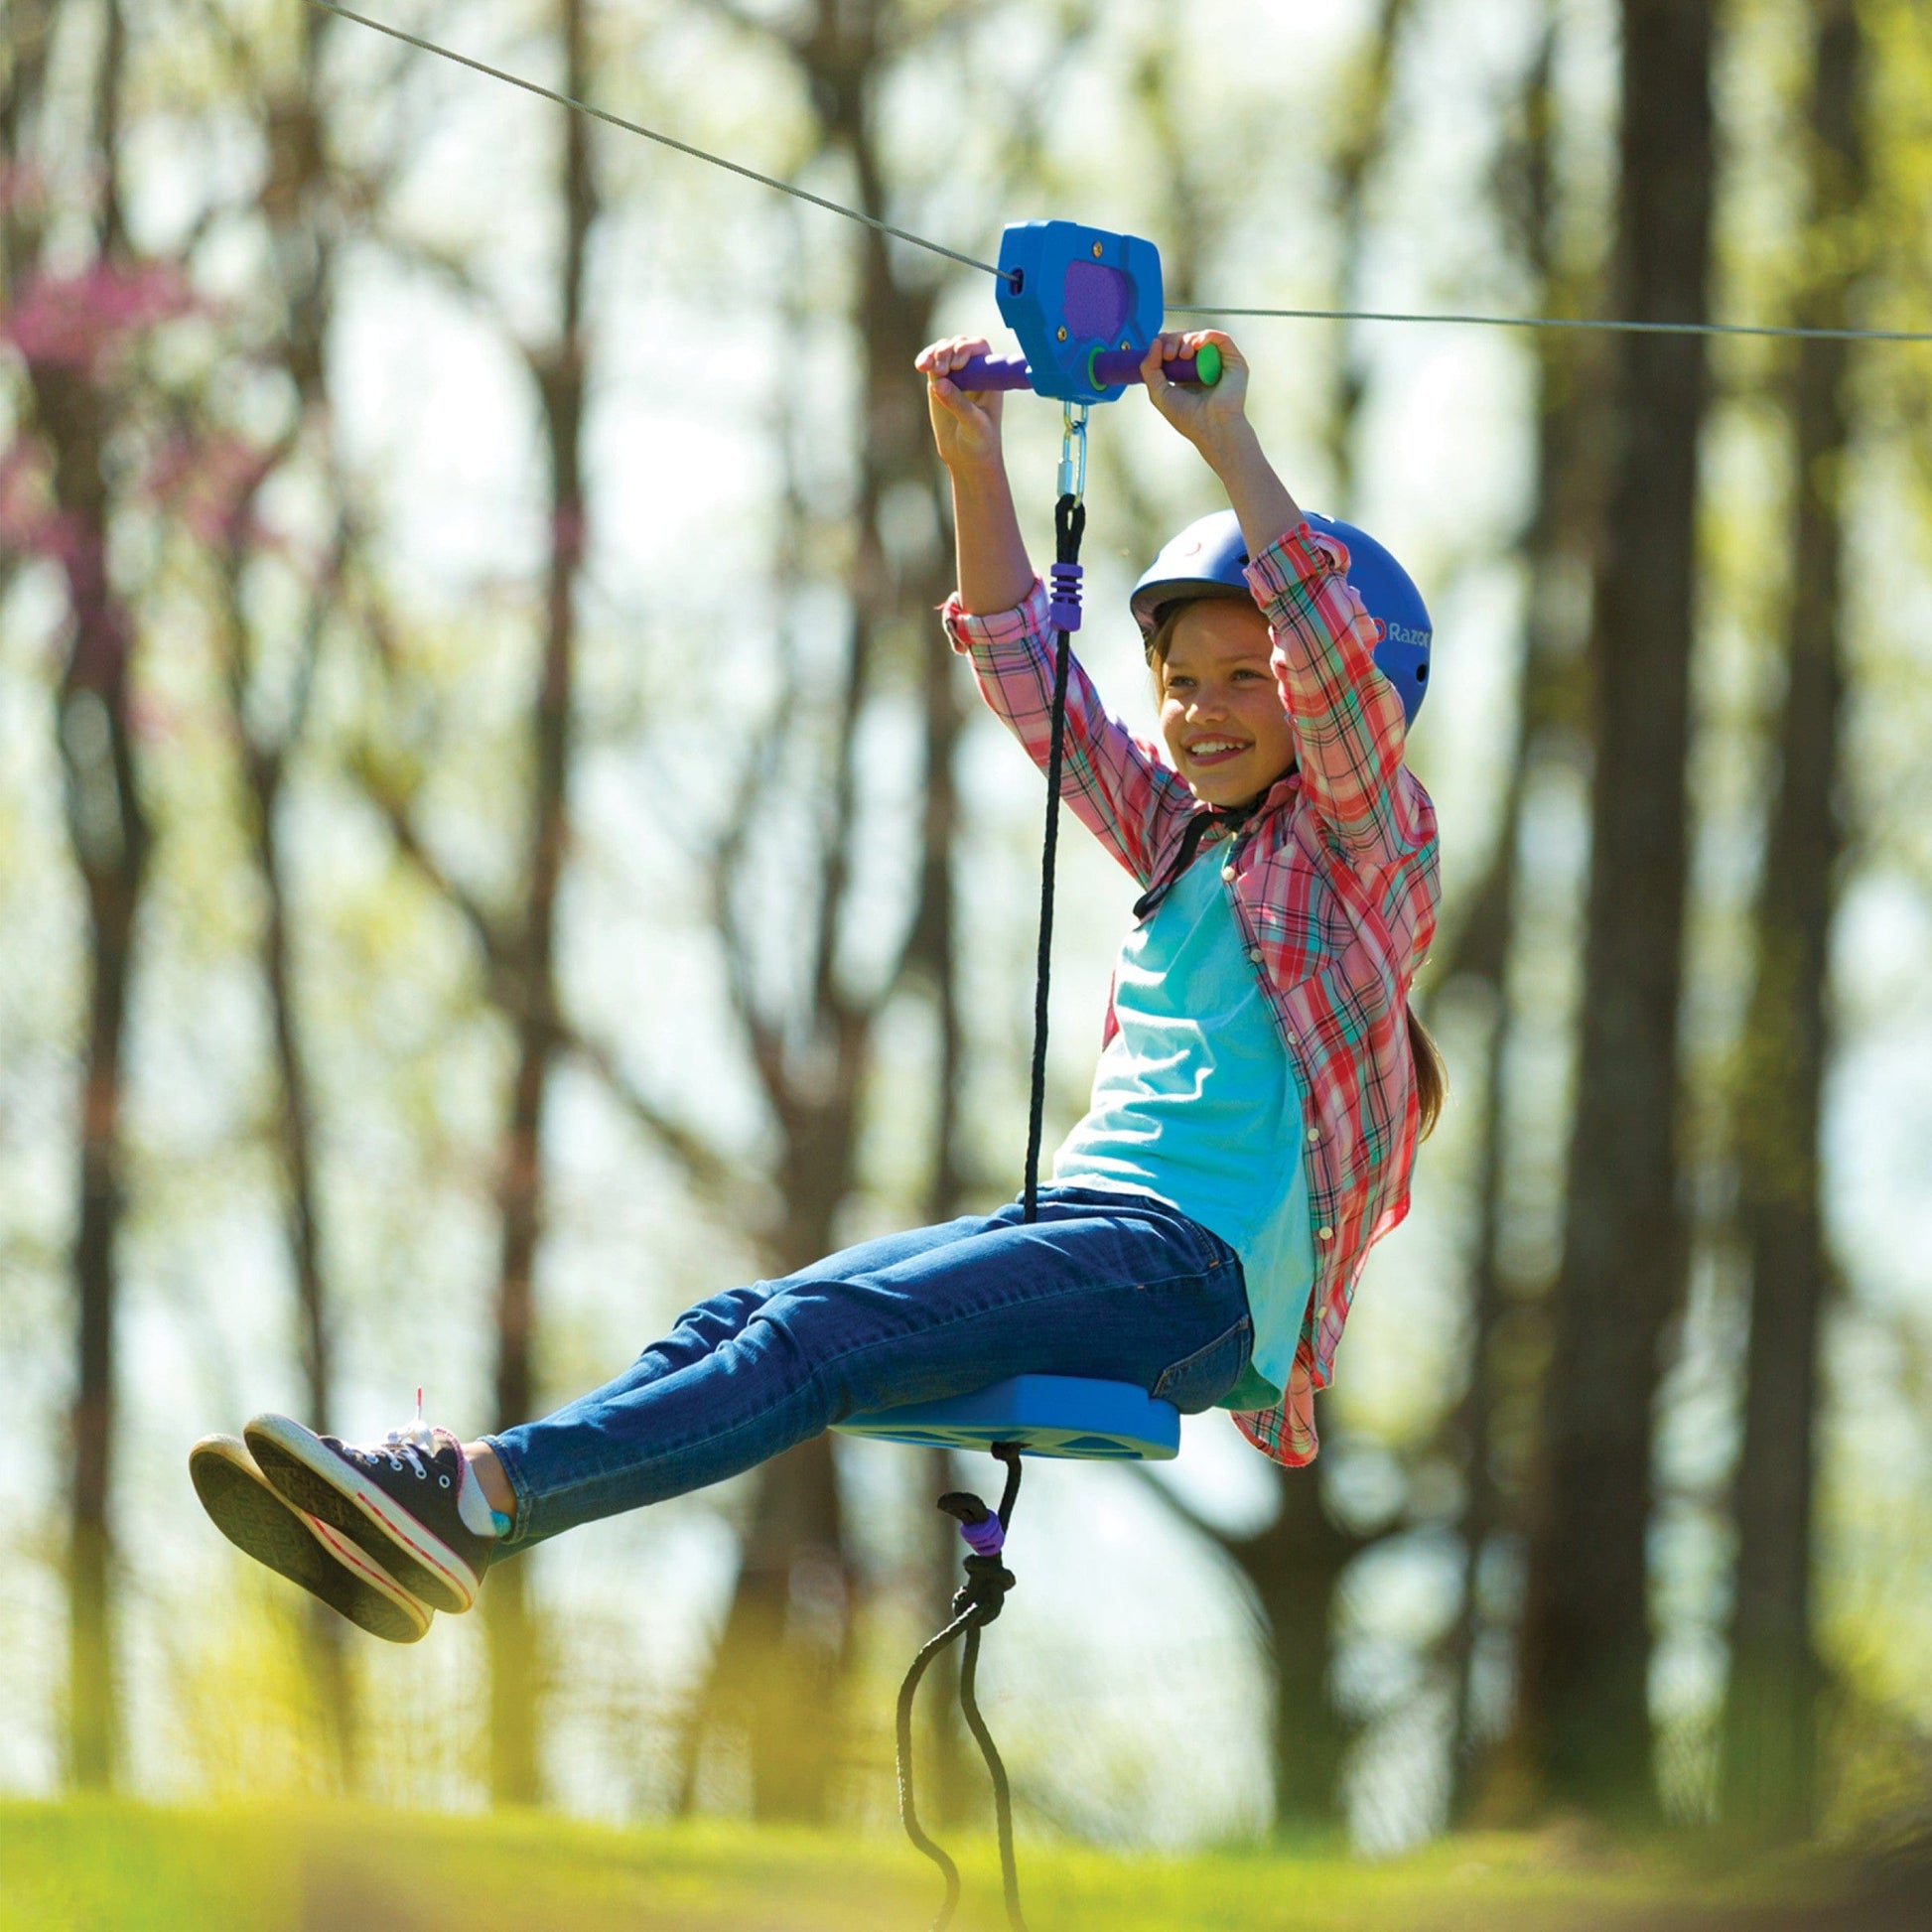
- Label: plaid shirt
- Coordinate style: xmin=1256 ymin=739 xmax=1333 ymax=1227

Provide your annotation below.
xmin=943 ymin=522 xmax=1441 ymax=1466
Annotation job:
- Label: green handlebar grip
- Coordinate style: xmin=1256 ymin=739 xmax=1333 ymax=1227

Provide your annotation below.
xmin=1084 ymin=342 xmax=1226 ymax=392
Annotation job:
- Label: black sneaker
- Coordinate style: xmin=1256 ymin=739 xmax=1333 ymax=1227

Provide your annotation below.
xmin=245 ymin=1404 xmax=495 ymax=1615
xmin=190 ymin=1434 xmax=434 ymax=1643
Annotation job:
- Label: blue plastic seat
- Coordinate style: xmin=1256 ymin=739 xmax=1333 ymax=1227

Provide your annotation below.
xmin=834 ymin=1374 xmax=1179 ymax=1461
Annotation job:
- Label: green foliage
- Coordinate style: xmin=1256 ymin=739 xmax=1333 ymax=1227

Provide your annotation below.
xmin=0 ymin=1801 xmax=289 ymax=1932
xmin=0 ymin=1799 xmax=1855 ymax=1932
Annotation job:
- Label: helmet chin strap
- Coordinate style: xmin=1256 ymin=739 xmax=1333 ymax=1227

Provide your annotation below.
xmin=1131 ymin=765 xmax=1293 ymax=922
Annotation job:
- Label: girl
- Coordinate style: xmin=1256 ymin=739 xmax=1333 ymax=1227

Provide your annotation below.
xmin=192 ymin=331 xmax=1442 ymax=1636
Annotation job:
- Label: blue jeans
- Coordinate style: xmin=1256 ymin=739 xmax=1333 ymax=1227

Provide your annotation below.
xmin=485 ymin=1186 xmax=1252 ymax=1549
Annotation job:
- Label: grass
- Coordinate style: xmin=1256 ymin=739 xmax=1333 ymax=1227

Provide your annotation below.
xmin=0 ymin=1797 xmax=1876 ymax=1932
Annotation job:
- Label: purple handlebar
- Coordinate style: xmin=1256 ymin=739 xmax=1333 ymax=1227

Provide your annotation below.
xmin=949 ymin=346 xmax=1220 ymax=393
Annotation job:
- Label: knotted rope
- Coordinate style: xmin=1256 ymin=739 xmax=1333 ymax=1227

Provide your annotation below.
xmin=895 ymin=1445 xmax=1029 ymax=1932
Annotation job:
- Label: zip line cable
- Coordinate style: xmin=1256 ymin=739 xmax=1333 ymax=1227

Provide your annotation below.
xmin=305 ymin=0 xmax=1009 ymax=282
xmin=309 ymin=0 xmax=1932 ymax=349
xmin=1167 ymin=303 xmax=1932 ymax=345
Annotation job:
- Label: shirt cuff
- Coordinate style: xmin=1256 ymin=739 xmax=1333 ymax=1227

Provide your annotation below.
xmin=1242 ymin=521 xmax=1347 ymax=605
xmin=941 ymin=577 xmax=1051 ymax=655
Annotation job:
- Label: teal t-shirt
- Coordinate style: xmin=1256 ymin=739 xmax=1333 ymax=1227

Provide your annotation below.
xmin=1052 ymin=843 xmax=1316 ymax=1408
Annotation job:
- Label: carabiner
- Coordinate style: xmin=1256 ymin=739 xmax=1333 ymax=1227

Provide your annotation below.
xmin=1057 ymin=401 xmax=1090 ymax=505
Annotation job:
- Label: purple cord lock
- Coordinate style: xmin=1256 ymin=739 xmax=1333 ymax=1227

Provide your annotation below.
xmin=1048 ymin=560 xmax=1083 ymax=632
xmin=958 ymin=1513 xmax=1006 ymax=1559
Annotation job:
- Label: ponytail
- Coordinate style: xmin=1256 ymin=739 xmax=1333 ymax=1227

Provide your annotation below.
xmin=1407 ymin=1002 xmax=1447 ymax=1139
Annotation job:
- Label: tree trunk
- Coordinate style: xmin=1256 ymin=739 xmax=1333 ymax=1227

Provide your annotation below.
xmin=1446 ymin=13 xmax=1614 ymax=1820
xmin=677 ymin=0 xmax=958 ymax=1825
xmin=230 ymin=601 xmax=356 ymax=1782
xmin=237 ymin=0 xmax=356 ymax=1788
xmin=1166 ymin=0 xmax=1418 ymax=1830
xmin=1720 ymin=0 xmax=1863 ymax=1841
xmin=58 ymin=489 xmax=146 ymax=1791
xmin=1245 ymin=1472 xmax=1361 ymax=1828
xmin=1514 ymin=0 xmax=1715 ymax=1823
xmin=908 ymin=467 xmax=971 ymax=1824
xmin=485 ymin=0 xmax=599 ymax=1806
xmin=1324 ymin=0 xmax=1413 ymax=511
xmin=1132 ymin=1459 xmax=1377 ymax=1832
xmin=8 ymin=0 xmax=150 ymax=1790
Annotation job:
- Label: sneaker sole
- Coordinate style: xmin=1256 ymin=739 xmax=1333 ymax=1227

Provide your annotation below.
xmin=190 ymin=1435 xmax=432 ymax=1643
xmin=244 ymin=1415 xmax=481 ymax=1614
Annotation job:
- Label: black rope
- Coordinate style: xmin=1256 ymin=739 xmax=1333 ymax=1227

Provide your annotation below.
xmin=896 ymin=1446 xmax=1028 ymax=1932
xmin=957 ymin=1623 xmax=1025 ymax=1928
xmin=1022 ymin=495 xmax=1085 ymax=1225
xmin=894 ymin=1605 xmax=976 ymax=1924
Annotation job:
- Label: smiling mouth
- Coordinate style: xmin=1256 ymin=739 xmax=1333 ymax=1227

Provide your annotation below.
xmin=1185 ymin=738 xmax=1251 ymax=764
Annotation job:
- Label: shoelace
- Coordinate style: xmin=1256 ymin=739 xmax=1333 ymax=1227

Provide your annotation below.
xmin=351 ymin=1387 xmax=440 ymax=1478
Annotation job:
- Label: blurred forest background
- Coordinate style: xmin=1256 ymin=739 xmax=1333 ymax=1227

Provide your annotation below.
xmin=3 ymin=0 xmax=1931 ymax=1868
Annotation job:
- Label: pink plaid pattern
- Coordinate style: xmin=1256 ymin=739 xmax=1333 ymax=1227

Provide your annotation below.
xmin=944 ymin=522 xmax=1441 ymax=1465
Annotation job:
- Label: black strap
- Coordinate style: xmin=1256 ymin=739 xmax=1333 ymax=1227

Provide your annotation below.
xmin=1022 ymin=493 xmax=1085 ymax=1225
xmin=1131 ymin=765 xmax=1301 ymax=921
xmin=1131 ymin=806 xmax=1233 ymax=922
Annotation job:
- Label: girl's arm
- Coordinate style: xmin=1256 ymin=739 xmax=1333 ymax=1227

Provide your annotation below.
xmin=1136 ymin=331 xmax=1305 ymax=559
xmin=1142 ymin=330 xmax=1430 ymax=874
xmin=917 ymin=336 xmax=1032 ymax=614
xmin=918 ymin=336 xmax=1194 ymax=886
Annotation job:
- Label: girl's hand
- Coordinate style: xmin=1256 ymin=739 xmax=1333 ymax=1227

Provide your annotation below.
xmin=1141 ymin=329 xmax=1252 ymax=465
xmin=917 ymin=336 xmax=1006 ymax=474
xmin=1147 ymin=330 xmax=1303 ymax=561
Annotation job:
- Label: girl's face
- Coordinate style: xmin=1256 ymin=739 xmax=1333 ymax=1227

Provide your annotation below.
xmin=1156 ymin=600 xmax=1296 ymax=808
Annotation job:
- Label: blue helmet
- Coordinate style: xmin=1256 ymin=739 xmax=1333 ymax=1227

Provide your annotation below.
xmin=1129 ymin=508 xmax=1433 ymax=728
